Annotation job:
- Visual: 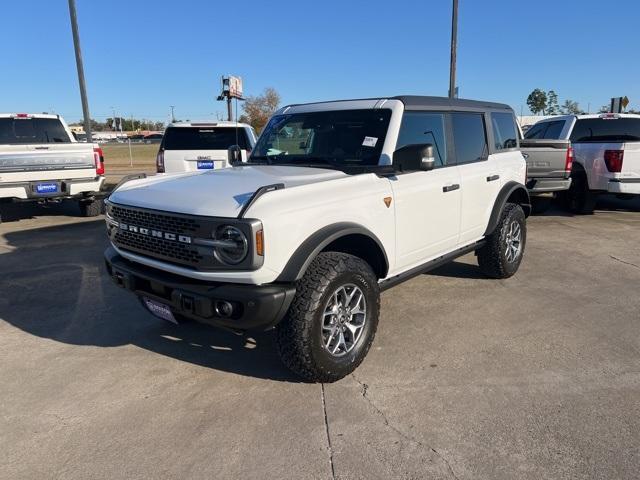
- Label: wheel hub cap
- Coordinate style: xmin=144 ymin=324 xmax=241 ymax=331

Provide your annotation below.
xmin=321 ymin=284 xmax=367 ymax=357
xmin=505 ymin=220 xmax=522 ymax=263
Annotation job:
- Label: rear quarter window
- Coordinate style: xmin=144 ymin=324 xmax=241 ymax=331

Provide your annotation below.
xmin=162 ymin=127 xmax=250 ymax=150
xmin=570 ymin=118 xmax=640 ymax=143
xmin=490 ymin=112 xmax=518 ymax=150
xmin=0 ymin=117 xmax=71 ymax=144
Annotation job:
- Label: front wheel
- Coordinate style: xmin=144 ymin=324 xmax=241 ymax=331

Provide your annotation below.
xmin=477 ymin=203 xmax=526 ymax=279
xmin=276 ymin=252 xmax=380 ymax=383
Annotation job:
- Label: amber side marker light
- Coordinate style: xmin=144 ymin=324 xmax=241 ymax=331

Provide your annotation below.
xmin=256 ymin=230 xmax=264 ymax=256
xmin=383 ymin=197 xmax=392 ymax=208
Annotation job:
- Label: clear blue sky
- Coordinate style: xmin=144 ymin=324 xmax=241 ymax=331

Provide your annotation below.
xmin=1 ymin=0 xmax=639 ymax=123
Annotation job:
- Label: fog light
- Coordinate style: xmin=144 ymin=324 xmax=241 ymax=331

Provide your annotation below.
xmin=215 ymin=300 xmax=234 ymax=318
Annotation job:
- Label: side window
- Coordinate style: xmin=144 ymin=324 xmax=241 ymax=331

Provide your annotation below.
xmin=524 ymin=122 xmax=547 ymax=139
xmin=396 ymin=112 xmax=447 ymax=167
xmin=542 ymin=120 xmax=565 ymax=139
xmin=451 ymin=113 xmax=488 ymax=164
xmin=491 ymin=112 xmax=517 ymax=151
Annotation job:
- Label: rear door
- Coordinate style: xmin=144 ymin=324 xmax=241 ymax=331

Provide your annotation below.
xmin=454 ymin=112 xmax=500 ymax=244
xmin=161 ymin=126 xmax=251 ymax=173
xmin=390 ymin=111 xmax=462 ymax=270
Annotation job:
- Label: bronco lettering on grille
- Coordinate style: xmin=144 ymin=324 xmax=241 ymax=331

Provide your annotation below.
xmin=118 ymin=223 xmax=192 ymax=244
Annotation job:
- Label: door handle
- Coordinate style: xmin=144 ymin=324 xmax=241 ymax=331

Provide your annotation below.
xmin=486 ymin=174 xmax=500 ymax=182
xmin=442 ymin=184 xmax=460 ymax=193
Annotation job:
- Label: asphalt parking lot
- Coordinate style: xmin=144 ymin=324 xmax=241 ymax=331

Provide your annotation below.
xmin=1 ymin=197 xmax=639 ymax=480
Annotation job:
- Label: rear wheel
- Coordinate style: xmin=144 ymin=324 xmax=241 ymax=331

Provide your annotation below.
xmin=477 ymin=203 xmax=526 ymax=279
xmin=79 ymin=199 xmax=102 ymax=217
xmin=276 ymin=252 xmax=380 ymax=383
xmin=564 ymin=171 xmax=596 ymax=214
xmin=530 ymin=197 xmax=551 ymax=214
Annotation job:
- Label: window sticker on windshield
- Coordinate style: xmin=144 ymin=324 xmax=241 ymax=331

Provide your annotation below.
xmin=362 ymin=136 xmax=378 ymax=147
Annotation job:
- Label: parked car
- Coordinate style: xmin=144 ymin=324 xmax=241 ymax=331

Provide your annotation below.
xmin=0 ymin=113 xmax=105 ymax=222
xmin=143 ymin=133 xmax=163 ymax=144
xmin=156 ymin=121 xmax=257 ymax=173
xmin=104 ymin=96 xmax=530 ymax=382
xmin=519 ymin=118 xmax=574 ymax=211
xmin=522 ymin=114 xmax=640 ymax=213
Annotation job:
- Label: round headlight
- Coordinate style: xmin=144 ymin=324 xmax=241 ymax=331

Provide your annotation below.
xmin=214 ymin=225 xmax=248 ymax=265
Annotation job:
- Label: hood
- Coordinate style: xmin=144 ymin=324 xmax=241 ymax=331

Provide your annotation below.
xmin=108 ymin=165 xmax=347 ymax=217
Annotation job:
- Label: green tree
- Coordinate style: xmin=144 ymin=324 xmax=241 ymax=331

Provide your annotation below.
xmin=560 ymin=100 xmax=581 ymax=115
xmin=527 ymin=89 xmax=547 ymax=115
xmin=239 ymin=87 xmax=281 ymax=132
xmin=546 ymin=90 xmax=560 ymax=115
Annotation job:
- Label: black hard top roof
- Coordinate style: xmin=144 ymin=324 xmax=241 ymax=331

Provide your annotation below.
xmin=283 ymin=95 xmax=513 ymax=113
xmin=393 ymin=95 xmax=512 ymax=112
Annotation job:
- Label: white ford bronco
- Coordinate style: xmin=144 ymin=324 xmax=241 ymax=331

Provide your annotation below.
xmin=104 ymin=96 xmax=530 ymax=382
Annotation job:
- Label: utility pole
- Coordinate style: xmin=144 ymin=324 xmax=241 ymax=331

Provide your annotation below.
xmin=68 ymin=0 xmax=92 ymax=142
xmin=448 ymin=0 xmax=458 ymax=99
xmin=170 ymin=105 xmax=176 ymax=123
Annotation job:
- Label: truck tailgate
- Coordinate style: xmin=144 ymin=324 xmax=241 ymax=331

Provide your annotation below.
xmin=520 ymin=139 xmax=570 ymax=178
xmin=621 ymin=142 xmax=640 ymax=178
xmin=0 ymin=143 xmax=96 ymax=180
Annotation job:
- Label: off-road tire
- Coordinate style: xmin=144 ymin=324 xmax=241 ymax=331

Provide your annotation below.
xmin=79 ymin=199 xmax=102 ymax=217
xmin=564 ymin=171 xmax=596 ymax=214
xmin=477 ymin=203 xmax=526 ymax=279
xmin=276 ymin=252 xmax=380 ymax=383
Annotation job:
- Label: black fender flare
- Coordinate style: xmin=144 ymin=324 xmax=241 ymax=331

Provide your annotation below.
xmin=276 ymin=222 xmax=389 ymax=282
xmin=484 ymin=181 xmax=531 ymax=236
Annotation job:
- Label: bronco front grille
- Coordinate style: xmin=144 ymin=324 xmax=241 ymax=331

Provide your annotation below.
xmin=105 ymin=201 xmax=263 ymax=271
xmin=109 ymin=205 xmax=200 ymax=235
xmin=113 ymin=229 xmax=203 ymax=265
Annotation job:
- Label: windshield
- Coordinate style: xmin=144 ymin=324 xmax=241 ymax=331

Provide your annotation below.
xmin=251 ymin=109 xmax=392 ymax=167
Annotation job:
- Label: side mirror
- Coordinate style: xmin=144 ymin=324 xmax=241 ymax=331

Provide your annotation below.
xmin=393 ymin=144 xmax=436 ymax=172
xmin=227 ymin=145 xmax=242 ymax=165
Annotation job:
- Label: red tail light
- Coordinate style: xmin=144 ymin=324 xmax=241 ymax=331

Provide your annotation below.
xmin=565 ymin=146 xmax=574 ymax=172
xmin=604 ymin=150 xmax=624 ymax=172
xmin=93 ymin=147 xmax=105 ymax=175
xmin=156 ymin=149 xmax=165 ymax=173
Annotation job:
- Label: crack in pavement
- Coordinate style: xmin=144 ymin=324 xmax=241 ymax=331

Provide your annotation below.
xmin=610 ymin=255 xmax=640 ymax=270
xmin=351 ymin=375 xmax=460 ymax=480
xmin=320 ymin=383 xmax=336 ymax=480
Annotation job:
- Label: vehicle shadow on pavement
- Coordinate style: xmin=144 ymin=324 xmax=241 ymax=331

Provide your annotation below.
xmin=0 ymin=219 xmax=301 ymax=382
xmin=531 ymin=195 xmax=640 ymax=217
xmin=428 ymin=260 xmax=488 ymax=280
xmin=0 ymin=201 xmax=84 ymax=223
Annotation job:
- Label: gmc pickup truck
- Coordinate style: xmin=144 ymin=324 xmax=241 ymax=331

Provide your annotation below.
xmin=0 ymin=113 xmax=105 ymax=222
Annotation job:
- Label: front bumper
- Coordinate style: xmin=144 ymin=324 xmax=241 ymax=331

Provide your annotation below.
xmin=526 ymin=177 xmax=572 ymax=194
xmin=104 ymin=246 xmax=296 ymax=331
xmin=608 ymin=178 xmax=640 ymax=195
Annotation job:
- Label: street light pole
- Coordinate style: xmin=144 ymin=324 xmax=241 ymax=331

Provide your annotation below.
xmin=170 ymin=105 xmax=176 ymax=123
xmin=68 ymin=0 xmax=93 ymax=142
xmin=448 ymin=0 xmax=458 ymax=99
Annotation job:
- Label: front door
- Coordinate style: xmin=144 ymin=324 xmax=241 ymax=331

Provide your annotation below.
xmin=390 ymin=111 xmax=462 ymax=272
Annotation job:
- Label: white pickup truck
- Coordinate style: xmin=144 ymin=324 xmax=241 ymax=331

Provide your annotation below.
xmin=0 ymin=113 xmax=105 ymax=222
xmin=522 ymin=113 xmax=640 ymax=213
